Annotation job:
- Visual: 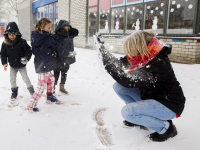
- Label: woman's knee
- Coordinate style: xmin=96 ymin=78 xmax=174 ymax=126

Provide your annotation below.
xmin=113 ymin=82 xmax=120 ymax=93
xmin=121 ymin=103 xmax=141 ymax=118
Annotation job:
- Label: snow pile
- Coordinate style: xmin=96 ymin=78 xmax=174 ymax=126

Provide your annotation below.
xmin=0 ymin=37 xmax=200 ymax=150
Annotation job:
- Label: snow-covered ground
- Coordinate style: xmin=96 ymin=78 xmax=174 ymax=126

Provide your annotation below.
xmin=0 ymin=37 xmax=200 ymax=150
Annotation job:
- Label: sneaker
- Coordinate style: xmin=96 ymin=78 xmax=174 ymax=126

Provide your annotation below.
xmin=27 ymin=105 xmax=39 ymax=112
xmin=148 ymin=120 xmax=178 ymax=142
xmin=46 ymin=93 xmax=62 ymax=104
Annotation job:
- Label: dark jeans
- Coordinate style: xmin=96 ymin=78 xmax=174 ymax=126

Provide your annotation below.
xmin=53 ymin=63 xmax=70 ymax=85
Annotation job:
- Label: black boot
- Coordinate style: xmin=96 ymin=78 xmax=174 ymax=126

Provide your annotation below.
xmin=148 ymin=120 xmax=178 ymax=142
xmin=123 ymin=120 xmax=148 ymax=130
xmin=11 ymin=87 xmax=18 ymax=99
xmin=27 ymin=85 xmax=35 ymax=95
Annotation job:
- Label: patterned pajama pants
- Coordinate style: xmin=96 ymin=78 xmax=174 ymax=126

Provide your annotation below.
xmin=28 ymin=72 xmax=55 ymax=108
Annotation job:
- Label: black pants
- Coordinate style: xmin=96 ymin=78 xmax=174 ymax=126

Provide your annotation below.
xmin=53 ymin=63 xmax=70 ymax=85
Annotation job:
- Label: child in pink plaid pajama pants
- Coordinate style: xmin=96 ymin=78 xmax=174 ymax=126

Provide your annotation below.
xmin=27 ymin=72 xmax=57 ymax=110
xmin=28 ymin=18 xmax=73 ymax=112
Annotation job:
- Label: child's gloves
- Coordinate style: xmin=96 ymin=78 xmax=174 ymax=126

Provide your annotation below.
xmin=21 ymin=57 xmax=28 ymax=65
xmin=67 ymin=51 xmax=76 ymax=58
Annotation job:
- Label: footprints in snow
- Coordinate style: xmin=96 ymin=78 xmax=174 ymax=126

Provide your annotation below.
xmin=93 ymin=108 xmax=114 ymax=147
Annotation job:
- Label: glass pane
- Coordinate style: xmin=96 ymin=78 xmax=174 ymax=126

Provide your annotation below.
xmin=37 ymin=8 xmax=40 ymax=20
xmin=126 ymin=4 xmax=143 ymax=34
xmin=112 ymin=0 xmax=124 ymax=6
xmin=99 ymin=0 xmax=111 ymax=33
xmin=44 ymin=5 xmax=48 ymax=18
xmin=144 ymin=1 xmax=165 ymax=34
xmin=127 ymin=0 xmax=143 ymax=3
xmin=49 ymin=3 xmax=54 ymax=33
xmin=41 ymin=6 xmax=44 ymax=18
xmin=89 ymin=0 xmax=97 ymax=6
xmin=49 ymin=4 xmax=53 ymax=19
xmin=88 ymin=7 xmax=98 ymax=45
xmin=111 ymin=7 xmax=125 ymax=33
xmin=167 ymin=0 xmax=197 ymax=34
xmin=144 ymin=0 xmax=158 ymax=2
xmin=54 ymin=2 xmax=58 ymax=30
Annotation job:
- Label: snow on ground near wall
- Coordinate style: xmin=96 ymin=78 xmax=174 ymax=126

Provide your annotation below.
xmin=0 ymin=37 xmax=200 ymax=150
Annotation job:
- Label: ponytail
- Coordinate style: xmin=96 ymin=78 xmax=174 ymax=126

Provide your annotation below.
xmin=35 ymin=17 xmax=52 ymax=34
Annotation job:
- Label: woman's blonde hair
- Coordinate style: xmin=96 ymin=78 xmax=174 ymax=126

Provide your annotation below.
xmin=124 ymin=30 xmax=155 ymax=59
xmin=34 ymin=17 xmax=52 ymax=34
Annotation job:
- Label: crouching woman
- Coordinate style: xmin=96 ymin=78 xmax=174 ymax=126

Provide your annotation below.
xmin=99 ymin=30 xmax=185 ymax=142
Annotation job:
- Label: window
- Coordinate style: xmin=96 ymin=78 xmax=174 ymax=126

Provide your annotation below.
xmin=111 ymin=0 xmax=125 ymax=7
xmin=144 ymin=1 xmax=165 ymax=34
xmin=126 ymin=4 xmax=143 ymax=33
xmin=167 ymin=0 xmax=197 ymax=34
xmin=87 ymin=0 xmax=200 ymax=36
xmin=44 ymin=5 xmax=48 ymax=18
xmin=54 ymin=2 xmax=58 ymax=30
xmin=112 ymin=0 xmax=125 ymax=5
xmin=127 ymin=0 xmax=143 ymax=4
xmin=89 ymin=0 xmax=97 ymax=6
xmin=37 ymin=7 xmax=40 ymax=20
xmin=111 ymin=7 xmax=125 ymax=33
xmin=99 ymin=0 xmax=111 ymax=33
xmin=88 ymin=7 xmax=98 ymax=45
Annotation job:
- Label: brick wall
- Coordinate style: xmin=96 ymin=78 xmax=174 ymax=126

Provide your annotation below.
xmin=18 ymin=0 xmax=32 ymax=41
xmin=159 ymin=38 xmax=200 ymax=64
xmin=58 ymin=0 xmax=87 ymax=48
xmin=95 ymin=35 xmax=200 ymax=64
xmin=70 ymin=0 xmax=87 ymax=48
xmin=58 ymin=0 xmax=69 ymax=21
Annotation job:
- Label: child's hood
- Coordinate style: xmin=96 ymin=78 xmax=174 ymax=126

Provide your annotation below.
xmin=31 ymin=31 xmax=50 ymax=47
xmin=55 ymin=20 xmax=72 ymax=33
xmin=4 ymin=22 xmax=21 ymax=35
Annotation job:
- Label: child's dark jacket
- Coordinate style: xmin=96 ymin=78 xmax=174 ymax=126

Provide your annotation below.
xmin=31 ymin=31 xmax=69 ymax=73
xmin=1 ymin=22 xmax=32 ymax=69
xmin=53 ymin=20 xmax=79 ymax=65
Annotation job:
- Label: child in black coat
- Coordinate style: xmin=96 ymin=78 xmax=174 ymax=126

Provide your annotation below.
xmin=53 ymin=20 xmax=78 ymax=94
xmin=0 ymin=22 xmax=34 ymax=100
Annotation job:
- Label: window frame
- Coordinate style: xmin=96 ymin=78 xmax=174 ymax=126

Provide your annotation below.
xmin=111 ymin=0 xmax=126 ymax=8
xmin=87 ymin=0 xmax=200 ymax=37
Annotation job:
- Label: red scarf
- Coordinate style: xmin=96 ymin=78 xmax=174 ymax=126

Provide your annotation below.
xmin=127 ymin=38 xmax=164 ymax=74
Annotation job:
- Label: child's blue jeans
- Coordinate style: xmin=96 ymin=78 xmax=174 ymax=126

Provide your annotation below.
xmin=113 ymin=82 xmax=176 ymax=133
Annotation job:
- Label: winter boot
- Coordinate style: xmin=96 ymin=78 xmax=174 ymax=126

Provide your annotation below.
xmin=27 ymin=85 xmax=35 ymax=95
xmin=11 ymin=87 xmax=18 ymax=100
xmin=148 ymin=120 xmax=178 ymax=142
xmin=123 ymin=120 xmax=148 ymax=130
xmin=59 ymin=84 xmax=68 ymax=94
xmin=46 ymin=93 xmax=62 ymax=104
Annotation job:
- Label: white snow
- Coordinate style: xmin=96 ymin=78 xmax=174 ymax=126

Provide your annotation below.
xmin=0 ymin=37 xmax=200 ymax=150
